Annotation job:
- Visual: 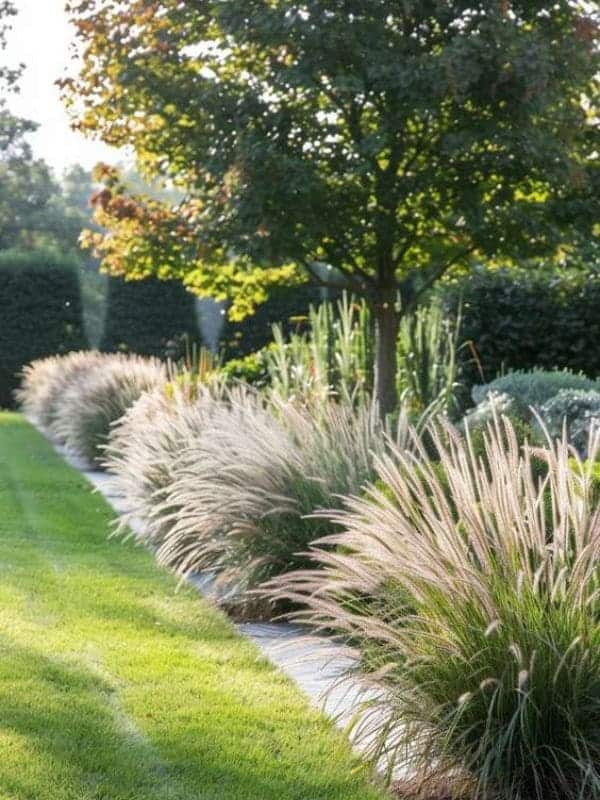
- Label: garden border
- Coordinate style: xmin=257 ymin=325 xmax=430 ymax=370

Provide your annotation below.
xmin=30 ymin=419 xmax=403 ymax=780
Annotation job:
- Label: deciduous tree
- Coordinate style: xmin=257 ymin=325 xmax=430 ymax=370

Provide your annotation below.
xmin=64 ymin=1 xmax=599 ymax=413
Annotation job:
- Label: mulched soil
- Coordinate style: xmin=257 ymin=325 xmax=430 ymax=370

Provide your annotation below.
xmin=393 ymin=776 xmax=472 ymax=800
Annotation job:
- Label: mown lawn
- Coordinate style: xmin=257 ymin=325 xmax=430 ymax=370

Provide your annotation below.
xmin=0 ymin=413 xmax=385 ymax=800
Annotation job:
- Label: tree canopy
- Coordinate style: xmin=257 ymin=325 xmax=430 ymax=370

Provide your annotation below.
xmin=64 ymin=0 xmax=600 ymax=412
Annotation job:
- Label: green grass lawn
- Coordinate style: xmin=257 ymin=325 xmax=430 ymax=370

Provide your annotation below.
xmin=0 ymin=413 xmax=386 ymax=800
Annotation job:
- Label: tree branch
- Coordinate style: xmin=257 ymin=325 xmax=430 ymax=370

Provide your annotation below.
xmin=400 ymin=245 xmax=477 ymax=313
xmin=302 ymin=259 xmax=360 ymax=292
xmin=333 ymin=252 xmax=375 ymax=287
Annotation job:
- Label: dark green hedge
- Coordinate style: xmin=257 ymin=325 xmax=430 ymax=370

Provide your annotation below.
xmin=443 ymin=267 xmax=600 ymax=389
xmin=222 ymin=284 xmax=337 ymax=359
xmin=0 ymin=249 xmax=88 ymax=408
xmin=100 ymin=276 xmax=201 ymax=359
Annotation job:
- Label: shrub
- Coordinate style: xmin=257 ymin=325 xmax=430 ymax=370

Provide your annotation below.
xmin=472 ymin=368 xmax=597 ymax=415
xmin=152 ymin=392 xmax=399 ymax=613
xmin=461 ymin=391 xmax=517 ymax=429
xmin=537 ymin=389 xmax=600 ymax=457
xmin=219 ymin=351 xmax=269 ymax=387
xmin=443 ymin=267 xmax=600 ymax=389
xmin=272 ymin=419 xmax=600 ymax=799
xmin=79 ymin=266 xmax=107 ymax=348
xmin=0 ymin=249 xmax=88 ymax=407
xmin=460 ymin=392 xmax=537 ymax=461
xmin=54 ymin=354 xmax=166 ymax=467
xmin=100 ymin=275 xmax=201 ymax=359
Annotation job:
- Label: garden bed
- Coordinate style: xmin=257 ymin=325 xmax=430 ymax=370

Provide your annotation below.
xmin=47 ymin=423 xmax=402 ymax=783
xmin=17 ymin=350 xmax=600 ymax=800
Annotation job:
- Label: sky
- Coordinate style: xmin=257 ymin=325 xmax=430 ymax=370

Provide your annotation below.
xmin=2 ymin=0 xmax=124 ymax=176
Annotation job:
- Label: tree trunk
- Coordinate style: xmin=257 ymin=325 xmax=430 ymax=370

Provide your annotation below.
xmin=373 ymin=295 xmax=400 ymax=418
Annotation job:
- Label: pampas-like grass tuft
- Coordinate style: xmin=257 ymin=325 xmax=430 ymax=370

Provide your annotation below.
xmin=271 ymin=418 xmax=600 ymax=800
xmin=16 ymin=351 xmax=108 ymax=431
xmin=104 ymin=381 xmax=224 ymax=546
xmin=52 ymin=354 xmax=166 ymax=467
xmin=148 ymin=391 xmax=401 ymax=611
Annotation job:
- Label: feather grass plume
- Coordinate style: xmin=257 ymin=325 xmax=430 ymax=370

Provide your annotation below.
xmin=270 ymin=418 xmax=600 ymax=799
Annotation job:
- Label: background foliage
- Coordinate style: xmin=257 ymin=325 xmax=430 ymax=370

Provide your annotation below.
xmin=100 ymin=276 xmax=201 ymax=359
xmin=444 ymin=267 xmax=600 ymax=389
xmin=0 ymin=249 xmax=88 ymax=407
xmin=222 ymin=284 xmax=335 ymax=359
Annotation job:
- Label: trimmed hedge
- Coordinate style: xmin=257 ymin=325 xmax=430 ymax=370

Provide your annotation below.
xmin=100 ymin=276 xmax=201 ymax=359
xmin=0 ymin=249 xmax=88 ymax=408
xmin=443 ymin=267 xmax=600 ymax=389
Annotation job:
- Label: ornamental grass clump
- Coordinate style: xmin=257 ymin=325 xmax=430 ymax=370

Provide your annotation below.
xmin=257 ymin=293 xmax=462 ymax=414
xmin=272 ymin=419 xmax=600 ymax=800
xmin=154 ymin=391 xmax=397 ymax=612
xmin=104 ymin=381 xmax=223 ymax=547
xmin=16 ymin=350 xmax=107 ymax=431
xmin=54 ymin=354 xmax=166 ymax=467
xmin=16 ymin=354 xmax=63 ymax=422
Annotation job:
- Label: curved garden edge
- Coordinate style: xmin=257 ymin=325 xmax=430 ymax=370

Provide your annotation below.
xmin=29 ymin=415 xmax=406 ymax=784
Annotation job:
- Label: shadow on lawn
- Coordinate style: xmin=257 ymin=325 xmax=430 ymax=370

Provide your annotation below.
xmin=0 ymin=639 xmax=373 ymax=800
xmin=0 ymin=418 xmax=382 ymax=800
xmin=0 ymin=641 xmax=186 ymax=800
